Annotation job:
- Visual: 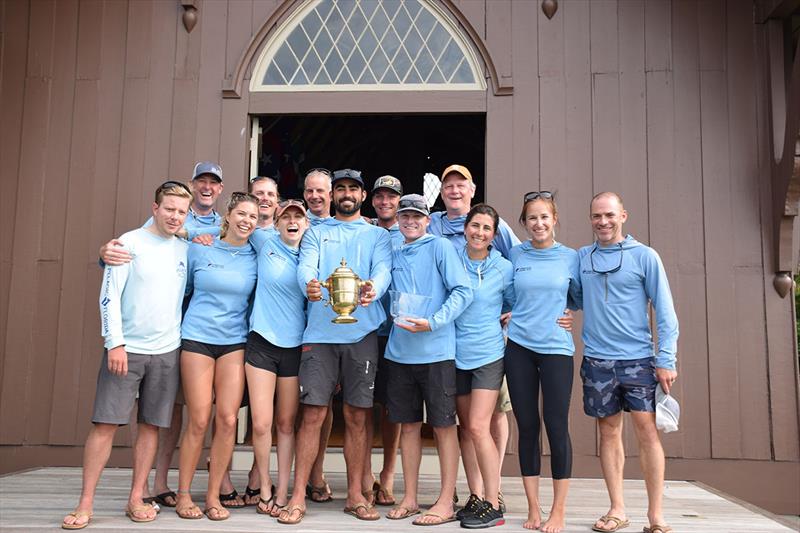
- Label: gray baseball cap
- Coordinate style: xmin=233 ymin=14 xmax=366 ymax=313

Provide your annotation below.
xmin=192 ymin=161 xmax=223 ymax=182
xmin=372 ymin=175 xmax=403 ymax=195
xmin=397 ymin=194 xmax=430 ymax=216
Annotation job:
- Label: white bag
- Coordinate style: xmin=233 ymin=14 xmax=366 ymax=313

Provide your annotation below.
xmin=655 ymin=383 xmax=680 ymax=433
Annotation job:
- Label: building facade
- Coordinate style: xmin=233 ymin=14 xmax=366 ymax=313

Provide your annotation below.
xmin=1 ymin=0 xmax=798 ymax=514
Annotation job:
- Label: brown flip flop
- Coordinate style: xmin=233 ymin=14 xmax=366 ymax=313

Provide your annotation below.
xmin=277 ymin=504 xmax=306 ymax=525
xmin=387 ymin=505 xmax=421 ymax=520
xmin=592 ymin=515 xmax=630 ymax=532
xmin=373 ymin=481 xmax=396 ymax=506
xmin=412 ymin=512 xmax=457 ymax=526
xmin=343 ymin=502 xmax=380 ymax=521
xmin=61 ymin=511 xmax=92 ymax=530
xmin=125 ymin=504 xmax=156 ymax=523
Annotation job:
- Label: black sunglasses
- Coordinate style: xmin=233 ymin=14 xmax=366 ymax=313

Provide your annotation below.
xmin=590 ymin=243 xmax=624 ymax=275
xmin=524 ymin=191 xmax=553 ymax=202
xmin=159 ymin=180 xmax=192 ymax=195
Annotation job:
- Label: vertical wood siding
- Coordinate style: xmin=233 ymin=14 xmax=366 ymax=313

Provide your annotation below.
xmin=0 ymin=0 xmax=797 ymax=467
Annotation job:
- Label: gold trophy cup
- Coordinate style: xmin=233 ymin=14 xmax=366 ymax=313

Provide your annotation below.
xmin=321 ymin=258 xmax=371 ymax=324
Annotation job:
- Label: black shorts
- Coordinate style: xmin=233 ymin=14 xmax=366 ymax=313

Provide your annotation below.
xmin=374 ymin=335 xmax=390 ymax=405
xmin=182 ymin=339 xmax=245 ymax=359
xmin=245 ymin=331 xmax=301 ymax=377
xmin=299 ymin=332 xmax=378 ymax=409
xmin=385 ymin=359 xmax=457 ymax=427
xmin=456 ymin=357 xmax=505 ymax=395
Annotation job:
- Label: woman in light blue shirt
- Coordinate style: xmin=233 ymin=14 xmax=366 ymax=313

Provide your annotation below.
xmin=452 ymin=204 xmax=514 ymax=528
xmin=505 ymin=192 xmax=580 ymax=533
xmin=175 ymin=193 xmax=259 ymax=521
xmin=244 ymin=200 xmax=309 ymax=517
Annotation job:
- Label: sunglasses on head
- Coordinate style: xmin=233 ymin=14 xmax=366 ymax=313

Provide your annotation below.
xmin=306 ymin=168 xmax=332 ymax=178
xmin=524 ymin=191 xmax=553 ymax=202
xmin=279 ymin=199 xmax=305 ymax=209
xmin=333 ymin=169 xmax=362 ymax=180
xmin=399 ymin=198 xmax=428 ymax=211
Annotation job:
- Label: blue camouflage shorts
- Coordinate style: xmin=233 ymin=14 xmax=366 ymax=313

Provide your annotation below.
xmin=580 ymin=356 xmax=656 ymax=418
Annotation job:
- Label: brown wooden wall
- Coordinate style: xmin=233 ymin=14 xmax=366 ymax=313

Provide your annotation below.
xmin=1 ymin=0 xmax=798 ymax=514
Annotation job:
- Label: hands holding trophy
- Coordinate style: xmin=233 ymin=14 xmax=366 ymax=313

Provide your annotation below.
xmin=306 ymin=258 xmax=375 ymax=324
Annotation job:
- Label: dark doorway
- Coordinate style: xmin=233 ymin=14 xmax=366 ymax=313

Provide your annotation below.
xmin=253 ymin=114 xmax=486 ymax=215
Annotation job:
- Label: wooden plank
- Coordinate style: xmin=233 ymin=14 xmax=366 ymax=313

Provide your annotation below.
xmin=485 ymin=0 xmax=512 ymax=83
xmin=219 ymin=85 xmax=251 ymax=190
xmin=247 ymin=90 xmax=487 ymax=114
xmin=537 ymin=0 xmax=565 ymax=192
xmin=251 ymin=0 xmax=279 ymax=36
xmin=668 ymin=0 xmax=711 ymax=460
xmin=453 ymin=0 xmax=484 ymax=39
xmin=725 ymin=0 xmax=771 ymax=460
xmin=123 ymin=0 xmax=151 ymax=79
xmin=591 ymin=74 xmax=622 ymax=199
xmin=644 ymin=0 xmax=670 ymax=72
xmin=226 ymin=0 xmax=252 ymax=80
xmin=75 ymin=0 xmax=102 ymax=80
xmin=700 ymin=69 xmax=740 ymax=459
xmin=698 ymin=0 xmax=725 ymax=71
xmin=174 ymin=0 xmax=201 ymax=81
xmin=115 ymin=77 xmax=148 ymax=233
xmin=25 ymin=0 xmax=80 ymax=446
xmin=589 ymin=0 xmax=618 ymax=74
xmin=169 ymin=78 xmax=199 ymax=180
xmin=195 ymin=0 xmax=227 ymax=163
xmin=617 ymin=0 xmax=647 ymax=242
xmin=138 ymin=0 xmax=177 ymax=212
xmin=0 ymin=0 xmax=30 ymax=400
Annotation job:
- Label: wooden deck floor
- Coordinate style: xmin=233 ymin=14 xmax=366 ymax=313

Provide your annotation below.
xmin=0 ymin=467 xmax=794 ymax=532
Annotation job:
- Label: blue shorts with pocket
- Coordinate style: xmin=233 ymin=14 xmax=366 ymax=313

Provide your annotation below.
xmin=580 ymin=356 xmax=656 ymax=418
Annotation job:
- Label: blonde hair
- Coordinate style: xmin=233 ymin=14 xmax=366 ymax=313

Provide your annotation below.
xmin=219 ymin=192 xmax=259 ymax=238
xmin=154 ymin=181 xmax=193 ymax=204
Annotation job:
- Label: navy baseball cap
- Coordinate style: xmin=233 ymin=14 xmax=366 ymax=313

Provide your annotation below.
xmin=331 ymin=168 xmax=364 ymax=188
xmin=192 ymin=161 xmax=223 ymax=182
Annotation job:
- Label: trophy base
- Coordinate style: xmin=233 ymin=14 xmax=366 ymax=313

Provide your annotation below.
xmin=331 ymin=315 xmax=358 ymax=324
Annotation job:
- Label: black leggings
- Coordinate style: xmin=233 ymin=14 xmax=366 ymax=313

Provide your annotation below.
xmin=504 ymin=339 xmax=573 ymax=479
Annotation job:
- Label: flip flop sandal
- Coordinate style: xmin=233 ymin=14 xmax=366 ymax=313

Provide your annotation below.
xmin=387 ymin=506 xmax=421 ymax=520
xmin=643 ymin=526 xmax=673 ymax=533
xmin=61 ymin=511 xmax=92 ymax=530
xmin=343 ymin=502 xmax=380 ymax=521
xmin=244 ymin=485 xmax=261 ymax=506
xmin=256 ymin=486 xmax=277 ymax=515
xmin=125 ymin=504 xmax=157 ymax=523
xmin=373 ymin=481 xmax=396 ymax=506
xmin=204 ymin=506 xmax=230 ymax=521
xmin=592 ymin=515 xmax=630 ymax=532
xmin=270 ymin=502 xmax=287 ymax=518
xmin=175 ymin=504 xmax=204 ymax=520
xmin=219 ymin=489 xmax=245 ymax=508
xmin=306 ymin=481 xmax=333 ymax=503
xmin=277 ymin=504 xmax=306 ymax=525
xmin=412 ymin=512 xmax=458 ymax=526
xmin=152 ymin=490 xmax=177 ymax=507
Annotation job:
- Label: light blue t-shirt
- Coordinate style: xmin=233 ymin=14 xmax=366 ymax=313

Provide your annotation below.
xmin=507 ymin=241 xmax=581 ymax=356
xmin=100 ymin=228 xmax=188 ymax=354
xmin=298 ymin=217 xmax=393 ymax=344
xmin=181 ymin=238 xmax=257 ymax=345
xmin=428 ymin=211 xmax=521 ymax=259
xmin=454 ymin=246 xmax=514 ymax=369
xmin=385 ymin=234 xmax=473 ymax=365
xmin=578 ymin=235 xmax=679 ymax=369
xmin=250 ymin=234 xmax=306 ymax=348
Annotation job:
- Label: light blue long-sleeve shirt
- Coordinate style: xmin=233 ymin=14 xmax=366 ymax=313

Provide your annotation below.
xmin=100 ymin=228 xmax=188 ymax=354
xmin=298 ymin=217 xmax=393 ymax=343
xmin=455 ymin=246 xmax=514 ymax=369
xmin=250 ymin=234 xmax=307 ymax=348
xmin=181 ymin=239 xmax=257 ymax=344
xmin=249 ymin=225 xmax=279 ymax=253
xmin=385 ymin=234 xmax=473 ymax=365
xmin=508 ymin=241 xmax=581 ymax=356
xmin=377 ymin=223 xmax=402 ymax=337
xmin=578 ymin=235 xmax=679 ymax=369
xmin=428 ymin=211 xmax=521 ymax=259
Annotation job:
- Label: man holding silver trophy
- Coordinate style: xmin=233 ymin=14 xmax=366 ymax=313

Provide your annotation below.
xmin=279 ymin=169 xmax=392 ymax=524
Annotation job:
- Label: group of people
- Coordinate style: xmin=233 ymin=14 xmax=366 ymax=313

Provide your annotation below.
xmin=62 ymin=162 xmax=678 ymax=533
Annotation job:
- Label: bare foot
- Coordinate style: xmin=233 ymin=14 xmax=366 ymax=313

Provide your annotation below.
xmin=387 ymin=497 xmax=419 ymax=519
xmin=593 ymin=510 xmax=629 ymax=532
xmin=524 ymin=507 xmax=542 ymax=530
xmin=541 ymin=512 xmax=565 ymax=533
xmin=413 ymin=498 xmax=454 ymax=525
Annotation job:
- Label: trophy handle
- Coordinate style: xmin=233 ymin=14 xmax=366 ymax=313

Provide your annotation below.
xmin=320 ymin=278 xmax=332 ymax=307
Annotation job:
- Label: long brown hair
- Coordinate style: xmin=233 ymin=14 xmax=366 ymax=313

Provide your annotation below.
xmin=219 ymin=192 xmax=259 ymax=238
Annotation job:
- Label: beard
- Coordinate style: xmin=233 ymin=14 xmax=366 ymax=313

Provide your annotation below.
xmin=333 ymin=196 xmax=363 ymax=216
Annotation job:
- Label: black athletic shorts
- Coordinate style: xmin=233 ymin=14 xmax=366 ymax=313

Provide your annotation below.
xmin=182 ymin=339 xmax=245 ymax=359
xmin=245 ymin=331 xmax=301 ymax=377
xmin=385 ymin=359 xmax=457 ymax=427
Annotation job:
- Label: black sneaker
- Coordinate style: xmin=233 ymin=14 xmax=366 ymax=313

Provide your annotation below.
xmin=460 ymin=500 xmax=505 ymax=529
xmin=456 ymin=493 xmax=482 ymax=521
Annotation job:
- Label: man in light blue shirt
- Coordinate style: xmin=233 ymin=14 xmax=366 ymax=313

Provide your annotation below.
xmin=579 ymin=192 xmax=678 ymax=533
xmin=303 ymin=168 xmax=333 ymax=225
xmin=280 ymin=169 xmax=391 ymax=524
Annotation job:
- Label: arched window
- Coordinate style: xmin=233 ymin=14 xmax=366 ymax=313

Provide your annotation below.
xmin=250 ymin=0 xmax=485 ymax=92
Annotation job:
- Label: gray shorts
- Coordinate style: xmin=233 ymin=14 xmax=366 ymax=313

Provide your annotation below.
xmin=299 ymin=332 xmax=378 ymax=409
xmin=385 ymin=359 xmax=457 ymax=427
xmin=92 ymin=348 xmax=180 ymax=428
xmin=456 ymin=357 xmax=505 ymax=395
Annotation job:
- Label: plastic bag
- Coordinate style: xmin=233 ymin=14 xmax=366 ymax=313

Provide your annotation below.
xmin=655 ymin=383 xmax=680 ymax=433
